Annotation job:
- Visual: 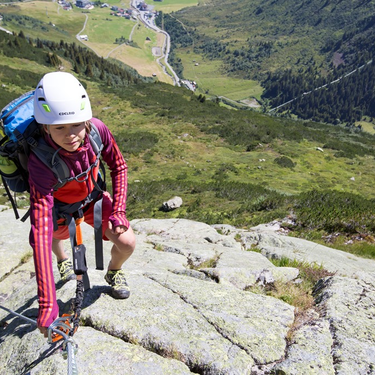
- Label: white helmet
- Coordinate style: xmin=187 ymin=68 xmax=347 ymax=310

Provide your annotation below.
xmin=34 ymin=72 xmax=92 ymax=125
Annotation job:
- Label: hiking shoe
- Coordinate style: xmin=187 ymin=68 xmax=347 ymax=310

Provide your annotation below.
xmin=104 ymin=269 xmax=130 ymax=299
xmin=57 ymin=258 xmax=76 ymax=282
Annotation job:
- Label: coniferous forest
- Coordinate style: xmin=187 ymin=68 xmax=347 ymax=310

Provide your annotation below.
xmin=262 ymin=60 xmax=375 ymax=125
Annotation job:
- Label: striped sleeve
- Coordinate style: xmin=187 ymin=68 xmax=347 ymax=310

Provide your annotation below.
xmin=29 ymin=182 xmax=59 ymax=327
xmin=94 ymin=119 xmax=129 ymax=229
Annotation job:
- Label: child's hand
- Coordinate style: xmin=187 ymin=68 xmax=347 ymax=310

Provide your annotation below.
xmin=38 ymin=325 xmax=48 ymax=337
xmin=108 ymin=221 xmax=127 ymax=235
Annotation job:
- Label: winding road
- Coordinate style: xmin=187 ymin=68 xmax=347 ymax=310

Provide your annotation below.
xmin=72 ymin=1 xmax=180 ymax=85
xmin=130 ymin=0 xmax=180 ymax=86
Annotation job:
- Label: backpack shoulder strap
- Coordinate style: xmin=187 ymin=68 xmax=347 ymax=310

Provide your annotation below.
xmin=88 ymin=123 xmax=103 ymax=156
xmin=88 ymin=122 xmax=106 ymax=191
xmin=31 ymin=139 xmax=70 ymax=189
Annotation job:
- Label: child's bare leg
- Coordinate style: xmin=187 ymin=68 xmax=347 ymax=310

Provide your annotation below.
xmin=103 ymin=226 xmax=136 ymax=299
xmin=104 ymin=226 xmax=136 ymax=270
xmin=53 ymin=238 xmax=76 ymax=281
xmin=52 ymin=238 xmax=70 ymax=262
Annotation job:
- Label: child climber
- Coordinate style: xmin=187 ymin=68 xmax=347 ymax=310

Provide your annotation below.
xmin=28 ymin=72 xmax=136 ymax=336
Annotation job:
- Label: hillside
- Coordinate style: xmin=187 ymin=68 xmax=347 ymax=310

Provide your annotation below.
xmin=159 ymin=0 xmax=375 ymax=125
xmin=170 ymin=0 xmax=375 ymax=74
xmin=2 ymin=0 xmax=375 ymax=125
xmin=1 ymin=16 xmax=375 ymax=261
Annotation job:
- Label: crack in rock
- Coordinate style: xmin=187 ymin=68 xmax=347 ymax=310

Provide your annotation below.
xmin=145 ymin=273 xmax=258 ymax=364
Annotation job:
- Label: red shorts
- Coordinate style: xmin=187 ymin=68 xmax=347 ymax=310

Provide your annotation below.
xmin=53 ymin=191 xmax=113 ymax=241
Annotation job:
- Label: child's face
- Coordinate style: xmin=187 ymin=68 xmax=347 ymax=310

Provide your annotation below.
xmin=44 ymin=122 xmax=86 ymax=152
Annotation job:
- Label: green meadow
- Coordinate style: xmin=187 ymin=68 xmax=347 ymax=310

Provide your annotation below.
xmin=84 ymin=12 xmax=134 ymax=45
xmin=0 ymin=1 xmax=172 ymax=80
xmin=0 ymin=1 xmax=84 ymax=43
xmin=1 ymin=0 xmax=263 ymax=94
xmin=151 ymin=0 xmax=199 ymax=13
xmin=358 ymin=121 xmax=375 ymax=135
xmin=178 ymin=50 xmax=264 ymax=101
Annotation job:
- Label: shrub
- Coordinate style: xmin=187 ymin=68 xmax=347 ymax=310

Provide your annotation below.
xmin=117 ymin=131 xmax=159 ymax=155
xmin=274 ymin=156 xmax=296 ymax=169
xmin=293 ymin=190 xmax=375 ymax=234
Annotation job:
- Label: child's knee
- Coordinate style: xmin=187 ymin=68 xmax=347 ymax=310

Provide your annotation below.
xmin=125 ymin=230 xmax=136 ymax=252
xmin=124 ymin=227 xmax=137 ymax=250
xmin=117 ymin=228 xmax=136 ymax=253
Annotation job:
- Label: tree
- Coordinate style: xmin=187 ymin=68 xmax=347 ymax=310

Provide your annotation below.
xmin=85 ymin=63 xmax=94 ymax=77
xmin=73 ymin=62 xmax=80 ymax=74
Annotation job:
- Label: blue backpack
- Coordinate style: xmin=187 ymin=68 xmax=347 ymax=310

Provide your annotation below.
xmin=0 ymin=91 xmax=38 ymax=196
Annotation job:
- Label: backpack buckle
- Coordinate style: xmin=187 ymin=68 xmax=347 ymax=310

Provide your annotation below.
xmin=27 ymin=136 xmax=38 ymax=148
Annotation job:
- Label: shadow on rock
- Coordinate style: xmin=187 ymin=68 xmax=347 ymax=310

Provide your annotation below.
xmin=20 ymin=341 xmax=62 ymax=375
xmin=81 ymin=285 xmax=111 ymax=309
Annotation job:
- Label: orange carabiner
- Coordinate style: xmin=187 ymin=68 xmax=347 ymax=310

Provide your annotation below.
xmin=50 ymin=314 xmax=73 ymax=343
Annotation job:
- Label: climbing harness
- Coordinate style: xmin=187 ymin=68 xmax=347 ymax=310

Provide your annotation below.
xmin=0 ymin=305 xmax=79 ymax=375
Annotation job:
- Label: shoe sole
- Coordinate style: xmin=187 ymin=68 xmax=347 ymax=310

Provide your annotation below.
xmin=111 ymin=289 xmax=130 ymax=299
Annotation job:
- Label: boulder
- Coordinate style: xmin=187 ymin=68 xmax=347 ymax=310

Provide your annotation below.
xmin=161 ymin=196 xmax=183 ymax=212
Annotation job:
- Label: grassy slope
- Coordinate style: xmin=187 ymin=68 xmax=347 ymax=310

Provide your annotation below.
xmin=151 ymin=0 xmax=199 ymax=13
xmin=178 ymin=49 xmax=264 ymax=100
xmin=0 ymin=2 xmax=85 ymax=43
xmin=85 ymin=79 xmax=375 ymax=202
xmin=3 ymin=50 xmax=373 ymax=203
xmin=2 ymin=2 xmax=375 ymax=260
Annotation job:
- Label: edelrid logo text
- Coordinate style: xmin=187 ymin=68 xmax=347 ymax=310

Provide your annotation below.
xmin=59 ymin=111 xmax=75 ymax=116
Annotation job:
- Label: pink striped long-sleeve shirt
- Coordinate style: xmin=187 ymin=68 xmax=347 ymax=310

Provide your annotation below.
xmin=28 ymin=118 xmax=129 ymax=328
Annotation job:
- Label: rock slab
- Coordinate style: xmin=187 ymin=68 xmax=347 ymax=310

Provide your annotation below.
xmin=1 ymin=213 xmax=375 ymax=374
